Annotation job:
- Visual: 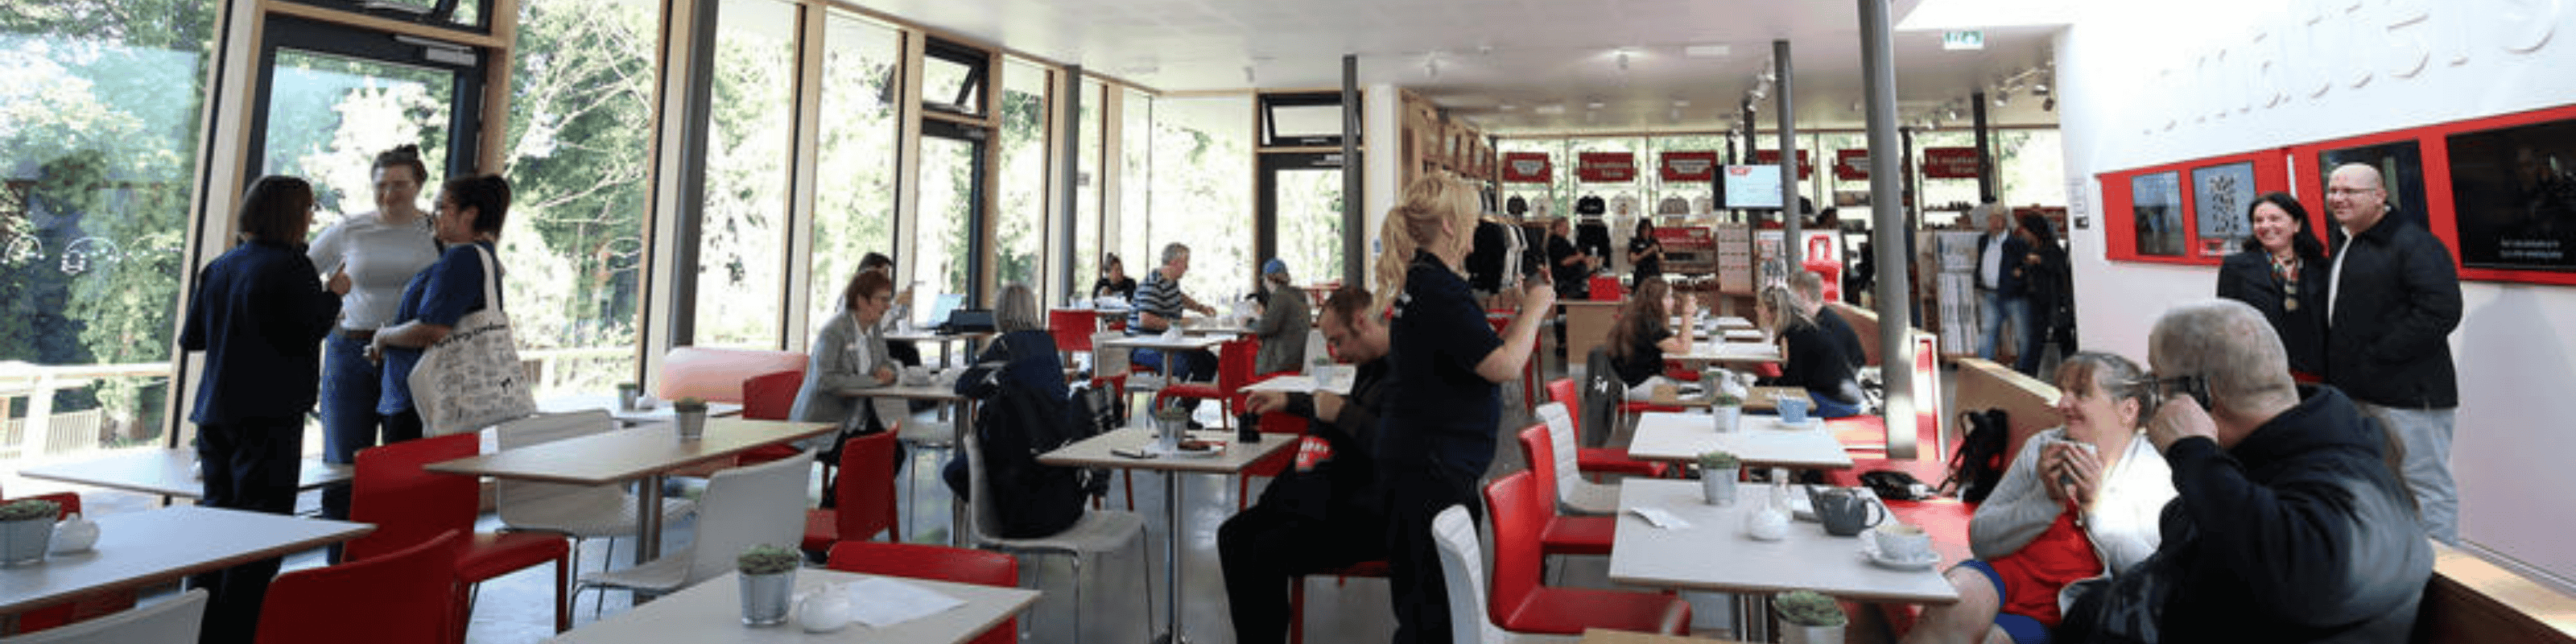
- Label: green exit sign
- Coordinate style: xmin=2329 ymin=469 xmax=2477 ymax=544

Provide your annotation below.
xmin=1942 ymin=30 xmax=1985 ymax=51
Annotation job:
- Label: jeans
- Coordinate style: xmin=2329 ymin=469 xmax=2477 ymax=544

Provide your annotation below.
xmin=2356 ymin=402 xmax=2459 ymax=545
xmin=1978 ymin=289 xmax=2033 ymax=374
xmin=188 ymin=417 xmax=304 ymax=644
xmin=317 ymin=333 xmax=384 ymax=529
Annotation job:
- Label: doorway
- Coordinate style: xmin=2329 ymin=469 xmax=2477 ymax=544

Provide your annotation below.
xmin=914 ymin=119 xmax=989 ymax=326
xmin=1256 ymin=151 xmax=1356 ymax=286
xmin=246 ymin=14 xmax=487 ymax=227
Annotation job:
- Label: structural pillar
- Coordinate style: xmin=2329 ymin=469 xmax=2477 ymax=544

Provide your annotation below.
xmin=1972 ymin=90 xmax=1995 ymax=200
xmin=1859 ymin=0 xmax=1918 ymax=460
xmin=1773 ymin=39 xmax=1801 ymax=266
xmin=1342 ymin=55 xmax=1364 ymax=286
xmin=1059 ymin=64 xmax=1083 ymax=302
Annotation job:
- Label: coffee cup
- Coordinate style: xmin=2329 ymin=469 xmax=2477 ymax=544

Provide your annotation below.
xmin=1873 ymin=522 xmax=1934 ymax=562
xmin=1777 ymin=396 xmax=1812 ymax=425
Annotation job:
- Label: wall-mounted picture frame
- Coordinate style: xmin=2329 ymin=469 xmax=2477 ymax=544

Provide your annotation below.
xmin=2131 ymin=171 xmax=2186 ymax=257
xmin=2316 ymin=140 xmax=2429 ymax=247
xmin=2446 ymin=117 xmax=2576 ymax=272
xmin=2192 ymin=162 xmax=2258 ymax=258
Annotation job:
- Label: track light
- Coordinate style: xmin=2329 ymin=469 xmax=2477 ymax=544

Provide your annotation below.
xmin=1992 ymin=93 xmax=2010 ymax=108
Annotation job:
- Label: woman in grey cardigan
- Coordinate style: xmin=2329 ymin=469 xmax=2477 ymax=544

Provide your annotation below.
xmin=1250 ymin=258 xmax=1310 ymax=375
xmin=791 ymin=268 xmax=900 ymax=436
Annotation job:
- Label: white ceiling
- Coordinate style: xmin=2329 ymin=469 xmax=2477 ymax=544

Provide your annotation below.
xmin=846 ymin=0 xmax=2065 ymax=133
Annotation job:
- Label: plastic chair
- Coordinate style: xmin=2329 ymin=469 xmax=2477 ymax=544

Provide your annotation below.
xmin=493 ymin=411 xmax=695 ymax=583
xmin=349 ymin=433 xmax=572 ymax=634
xmin=0 ymin=588 xmax=202 ymax=644
xmin=257 ymin=530 xmax=464 ymax=644
xmin=1233 ymin=411 xmax=1310 ymax=511
xmin=733 ymin=369 xmax=808 ymax=467
xmin=578 ymin=452 xmax=811 ymax=605
xmin=1051 ymin=309 xmax=1100 ymax=368
xmin=1154 ymin=336 xmax=1261 ymax=430
xmin=1526 ymin=406 xmax=1616 ymax=516
xmin=803 ymin=431 xmax=902 ymax=553
xmin=1426 ymin=506 xmax=1579 ymax=644
xmin=1501 ymin=423 xmax=1612 ymax=559
xmin=824 ymin=542 xmax=1018 ymax=644
xmin=1287 ymin=559 xmax=1390 ymax=644
xmin=961 ymin=427 xmax=1149 ymax=644
xmin=0 ymin=493 xmax=137 ymax=634
xmin=1542 ymin=379 xmax=1670 ymax=479
xmin=1481 ymin=471 xmax=1690 ymax=636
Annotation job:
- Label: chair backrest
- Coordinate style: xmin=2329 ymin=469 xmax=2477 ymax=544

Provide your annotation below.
xmin=824 ymin=542 xmax=1019 ymax=644
xmin=961 ymin=428 xmax=1002 ymax=545
xmin=741 ymin=369 xmax=803 ymax=421
xmin=1545 ymin=378 xmax=1579 ymax=432
xmin=493 ymin=411 xmax=623 ymax=529
xmin=257 ymin=530 xmax=464 ymax=644
xmin=0 ymin=588 xmax=204 ymax=644
xmin=1216 ymin=336 xmax=1261 ymax=389
xmin=658 ymin=345 xmax=807 ymax=403
xmin=833 ymin=431 xmax=902 ymax=542
xmin=1532 ymin=406 xmax=1584 ymax=506
xmin=1088 ymin=331 xmax=1129 ymax=378
xmin=1049 ymin=310 xmax=1096 ymax=355
xmin=681 ymin=452 xmax=814 ymax=588
xmin=1430 ymin=505 xmax=1505 ymax=644
xmin=1580 ymin=348 xmax=1621 ymax=446
xmin=1480 ymin=470 xmax=1546 ymax=625
xmin=346 ymin=432 xmax=480 ymax=562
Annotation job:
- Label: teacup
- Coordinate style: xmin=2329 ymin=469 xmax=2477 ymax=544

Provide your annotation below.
xmin=1777 ymin=396 xmax=1813 ymax=424
xmin=1873 ymin=522 xmax=1934 ymax=562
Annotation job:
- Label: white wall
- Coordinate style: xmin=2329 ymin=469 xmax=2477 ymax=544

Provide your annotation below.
xmin=2056 ymin=0 xmax=2576 ymax=580
xmin=1363 ymin=83 xmax=1401 ymax=291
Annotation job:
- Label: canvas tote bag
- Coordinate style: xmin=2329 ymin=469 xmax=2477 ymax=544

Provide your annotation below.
xmin=408 ymin=245 xmax=536 ymax=435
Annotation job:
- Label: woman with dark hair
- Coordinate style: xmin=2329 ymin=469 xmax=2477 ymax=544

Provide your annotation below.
xmin=1092 ymin=253 xmax=1137 ymax=302
xmin=1624 ymin=217 xmax=1663 ymax=288
xmin=306 ymin=144 xmax=439 ymax=530
xmin=2014 ymin=213 xmax=2071 ymax=377
xmin=367 ymin=174 xmax=510 ymax=438
xmin=180 ymin=175 xmax=344 ymax=642
xmin=1604 ymin=278 xmax=1695 ymax=398
xmin=2216 ymin=192 xmax=2330 ymax=378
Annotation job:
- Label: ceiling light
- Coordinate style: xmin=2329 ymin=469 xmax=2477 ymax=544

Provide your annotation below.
xmin=1616 ymin=51 xmax=1631 ymax=71
xmin=1534 ymin=104 xmax=1567 ymax=115
xmin=2033 ymin=81 xmax=2050 ymax=95
xmin=1500 ymin=103 xmax=1518 ymax=111
xmin=1686 ymin=44 xmax=1732 ymax=58
xmin=1587 ymin=101 xmax=1606 ymax=110
xmin=1673 ymin=99 xmax=1690 ymax=107
xmin=1425 ymin=58 xmax=1440 ymax=80
xmin=1992 ymin=93 xmax=2010 ymax=107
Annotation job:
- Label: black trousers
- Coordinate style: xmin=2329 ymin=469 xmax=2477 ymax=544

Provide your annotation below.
xmin=1383 ymin=467 xmax=1481 ymax=644
xmin=187 ymin=417 xmax=305 ymax=644
xmin=1218 ymin=503 xmax=1388 ymax=644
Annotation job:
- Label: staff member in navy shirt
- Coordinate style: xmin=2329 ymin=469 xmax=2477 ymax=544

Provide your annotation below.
xmin=1373 ymin=175 xmax=1554 ymax=644
xmin=180 ymin=175 xmax=345 ymax=644
xmin=367 ymin=175 xmax=511 ymax=435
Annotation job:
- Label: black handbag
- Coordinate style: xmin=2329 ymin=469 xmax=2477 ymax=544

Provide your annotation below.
xmin=2056 ymin=549 xmax=2176 ymax=644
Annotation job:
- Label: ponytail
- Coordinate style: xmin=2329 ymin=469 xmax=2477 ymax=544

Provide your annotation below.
xmin=1373 ymin=175 xmax=1480 ymax=315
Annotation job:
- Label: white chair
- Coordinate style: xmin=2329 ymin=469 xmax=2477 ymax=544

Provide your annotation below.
xmin=577 ymin=451 xmax=811 ymax=604
xmin=493 ymin=410 xmax=696 ymax=582
xmin=962 ymin=427 xmax=1150 ymax=644
xmin=1429 ymin=506 xmax=1579 ymax=644
xmin=0 ymin=588 xmax=206 ymax=644
xmin=1534 ymin=403 xmax=1618 ymax=516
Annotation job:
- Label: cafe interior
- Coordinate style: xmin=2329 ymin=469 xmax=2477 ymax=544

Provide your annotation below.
xmin=3 ymin=0 xmax=2574 ymax=642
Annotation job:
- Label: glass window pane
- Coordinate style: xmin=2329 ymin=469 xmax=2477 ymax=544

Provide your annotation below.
xmin=697 ymin=0 xmax=798 ymax=348
xmin=1118 ymin=89 xmax=1152 ymax=283
xmin=0 ymin=0 xmax=221 ymax=456
xmin=1152 ymin=96 xmax=1253 ymax=303
xmin=1266 ymin=104 xmax=1345 ymax=144
xmin=914 ymin=132 xmax=980 ymax=326
xmin=810 ymin=13 xmax=899 ymax=341
xmin=1276 ymin=164 xmax=1344 ymax=286
xmin=922 ymin=52 xmax=981 ymax=117
xmin=503 ymin=0 xmax=659 ymax=395
xmin=279 ymin=0 xmax=485 ymax=30
xmin=1074 ymin=79 xmax=1104 ymax=296
xmin=995 ymin=58 xmax=1046 ymax=295
xmin=260 ymin=50 xmax=453 ymax=230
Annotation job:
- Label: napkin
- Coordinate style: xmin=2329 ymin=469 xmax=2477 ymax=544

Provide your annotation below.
xmin=1629 ymin=507 xmax=1692 ymax=530
xmin=842 ymin=577 xmax=967 ymax=629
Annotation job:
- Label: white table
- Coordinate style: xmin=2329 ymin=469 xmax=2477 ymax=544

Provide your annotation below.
xmin=1236 ymin=374 xmax=1353 ymax=396
xmin=1038 ymin=426 xmax=1294 ymax=644
xmin=1645 ymin=386 xmax=1812 ymax=414
xmin=1609 ymin=478 xmax=1955 ymax=640
xmin=542 ymin=569 xmax=1039 ymax=644
xmin=0 ymin=506 xmax=373 ymax=629
xmin=425 ymin=418 xmax=832 ymax=564
xmin=1624 ymin=412 xmax=1855 ymax=470
xmin=1100 ymin=334 xmax=1226 ymax=352
xmin=1716 ymin=328 xmax=1768 ymax=342
xmin=16 ymin=448 xmax=352 ymax=500
xmin=540 ymin=392 xmax=745 ymax=425
xmin=1669 ymin=341 xmax=1784 ymax=366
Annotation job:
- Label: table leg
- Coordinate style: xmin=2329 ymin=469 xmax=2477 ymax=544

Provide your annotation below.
xmin=1736 ymin=592 xmax=1774 ymax=642
xmin=636 ymin=473 xmax=665 ymax=565
xmin=1154 ymin=469 xmax=1187 ymax=644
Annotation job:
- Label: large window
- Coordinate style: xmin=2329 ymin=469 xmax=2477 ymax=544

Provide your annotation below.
xmin=0 ymin=0 xmax=221 ymax=456
xmin=807 ymin=13 xmax=900 ymax=341
xmin=1151 ymin=96 xmax=1253 ymax=303
xmin=993 ymin=58 xmax=1047 ymax=294
xmin=696 ymin=0 xmax=799 ymax=348
xmin=502 ymin=0 xmax=660 ymax=395
xmin=1072 ymin=78 xmax=1104 ymax=296
xmin=1118 ymin=89 xmax=1153 ymax=281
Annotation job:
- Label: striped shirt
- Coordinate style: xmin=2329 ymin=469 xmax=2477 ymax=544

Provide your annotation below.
xmin=1128 ymin=269 xmax=1186 ymax=332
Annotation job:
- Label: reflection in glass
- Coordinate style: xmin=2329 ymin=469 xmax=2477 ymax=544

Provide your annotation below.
xmin=2131 ymin=171 xmax=2186 ymax=257
xmin=811 ymin=14 xmax=901 ymax=340
xmin=696 ymin=0 xmax=798 ymax=348
xmin=2192 ymin=162 xmax=2258 ymax=257
xmin=262 ymin=49 xmax=453 ymax=229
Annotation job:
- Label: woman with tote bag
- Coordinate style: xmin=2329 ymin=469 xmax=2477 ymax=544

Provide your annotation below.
xmin=367 ymin=174 xmax=531 ymax=436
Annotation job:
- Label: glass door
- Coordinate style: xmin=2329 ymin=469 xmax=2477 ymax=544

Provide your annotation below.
xmin=247 ymin=14 xmax=486 ymax=228
xmin=1257 ymin=151 xmax=1355 ymax=285
xmin=914 ymin=119 xmax=989 ymax=327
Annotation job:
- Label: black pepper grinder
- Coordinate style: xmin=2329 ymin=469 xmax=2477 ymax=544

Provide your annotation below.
xmin=1237 ymin=412 xmax=1261 ymax=443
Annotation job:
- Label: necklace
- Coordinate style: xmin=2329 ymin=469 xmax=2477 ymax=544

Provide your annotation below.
xmin=2271 ymin=253 xmax=2301 ymax=312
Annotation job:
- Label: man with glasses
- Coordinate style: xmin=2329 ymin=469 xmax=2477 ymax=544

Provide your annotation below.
xmin=2065 ymin=299 xmax=2428 ymax=642
xmin=2322 ymin=163 xmax=2463 ymax=544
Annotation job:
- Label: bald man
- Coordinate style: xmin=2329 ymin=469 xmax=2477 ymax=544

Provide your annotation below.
xmin=2322 ymin=163 xmax=2462 ymax=544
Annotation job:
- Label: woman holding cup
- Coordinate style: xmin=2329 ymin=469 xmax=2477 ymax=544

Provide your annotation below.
xmin=1900 ymin=352 xmax=2176 ymax=644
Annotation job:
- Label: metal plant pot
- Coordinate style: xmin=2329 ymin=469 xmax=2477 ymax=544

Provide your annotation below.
xmin=739 ymin=570 xmax=796 ymax=626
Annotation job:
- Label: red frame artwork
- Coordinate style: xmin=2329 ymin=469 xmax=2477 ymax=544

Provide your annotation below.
xmin=2098 ymin=149 xmax=2294 ymax=266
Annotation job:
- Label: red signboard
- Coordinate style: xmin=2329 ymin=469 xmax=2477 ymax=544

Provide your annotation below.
xmin=1834 ymin=148 xmax=1871 ymax=181
xmin=1752 ymin=149 xmax=1814 ymax=180
xmin=1577 ymin=151 xmax=1638 ymax=182
xmin=1922 ymin=147 xmax=1985 ymax=179
xmin=1500 ymin=152 xmax=1552 ymax=184
xmin=1658 ymin=151 xmax=1719 ymax=181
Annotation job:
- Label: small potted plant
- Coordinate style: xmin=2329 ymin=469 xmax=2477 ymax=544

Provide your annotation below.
xmin=673 ymin=397 xmax=709 ymax=441
xmin=1151 ymin=406 xmax=1191 ymax=451
xmin=1698 ymin=451 xmax=1742 ymax=506
xmin=737 ymin=543 xmax=801 ymax=626
xmin=616 ymin=382 xmax=643 ymax=411
xmin=1707 ymin=390 xmax=1744 ymax=433
xmin=1774 ymin=589 xmax=1848 ymax=644
xmin=0 ymin=497 xmax=61 ymax=567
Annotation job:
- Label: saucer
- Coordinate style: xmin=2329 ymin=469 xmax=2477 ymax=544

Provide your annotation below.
xmin=1768 ymin=417 xmax=1823 ymax=430
xmin=1856 ymin=530 xmax=1940 ymax=571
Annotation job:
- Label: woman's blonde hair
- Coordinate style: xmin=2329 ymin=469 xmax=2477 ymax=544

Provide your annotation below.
xmin=1373 ymin=175 xmax=1482 ymax=315
xmin=1757 ymin=284 xmax=1812 ymax=334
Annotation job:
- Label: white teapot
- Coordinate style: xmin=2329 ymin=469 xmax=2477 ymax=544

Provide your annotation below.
xmin=795 ymin=588 xmax=852 ymax=633
xmin=50 ymin=512 xmax=98 ymax=554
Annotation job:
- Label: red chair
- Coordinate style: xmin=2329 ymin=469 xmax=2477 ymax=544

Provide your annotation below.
xmin=1288 ymin=560 xmax=1390 ymax=644
xmin=1507 ymin=423 xmax=1612 ymax=558
xmin=1482 ymin=471 xmax=1690 ymax=635
xmin=733 ymin=369 xmax=807 ymax=467
xmin=825 ymin=542 xmax=1019 ymax=644
xmin=258 ymin=530 xmax=466 ymax=644
xmin=349 ymin=433 xmax=572 ymax=635
xmin=1154 ymin=336 xmax=1260 ymax=430
xmin=0 ymin=492 xmax=136 ymax=633
xmin=1233 ymin=411 xmax=1309 ymax=511
xmin=1586 ymin=276 xmax=1624 ymax=301
xmin=803 ymin=431 xmax=902 ymax=552
xmin=1542 ymin=378 xmax=1673 ymax=479
xmin=1050 ymin=309 xmax=1100 ymax=369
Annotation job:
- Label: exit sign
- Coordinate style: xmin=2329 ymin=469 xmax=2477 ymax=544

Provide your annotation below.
xmin=1942 ymin=30 xmax=1984 ymax=51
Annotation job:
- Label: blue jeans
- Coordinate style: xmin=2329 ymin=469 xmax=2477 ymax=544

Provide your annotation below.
xmin=1978 ymin=289 xmax=2033 ymax=373
xmin=1133 ymin=347 xmax=1218 ymax=383
xmin=2357 ymin=402 xmax=2459 ymax=544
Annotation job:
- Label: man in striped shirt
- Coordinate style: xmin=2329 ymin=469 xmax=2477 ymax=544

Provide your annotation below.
xmin=1129 ymin=242 xmax=1221 ymax=391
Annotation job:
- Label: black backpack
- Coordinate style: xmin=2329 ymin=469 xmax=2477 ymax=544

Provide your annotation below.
xmin=1945 ymin=409 xmax=2012 ymax=503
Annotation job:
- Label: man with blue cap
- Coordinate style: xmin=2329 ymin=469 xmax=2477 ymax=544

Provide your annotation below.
xmin=1251 ymin=258 xmax=1310 ymax=375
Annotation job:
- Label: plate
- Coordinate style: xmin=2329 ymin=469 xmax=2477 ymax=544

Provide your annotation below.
xmin=1169 ymin=446 xmax=1224 ymax=458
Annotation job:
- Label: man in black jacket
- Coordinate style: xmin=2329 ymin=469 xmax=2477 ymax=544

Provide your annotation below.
xmin=2106 ymin=299 xmax=2430 ymax=643
xmin=2322 ymin=163 xmax=2463 ymax=544
xmin=1974 ymin=202 xmax=2033 ymax=365
xmin=1220 ymin=285 xmax=1393 ymax=644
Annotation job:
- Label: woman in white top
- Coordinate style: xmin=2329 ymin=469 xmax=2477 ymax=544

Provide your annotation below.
xmin=1905 ymin=352 xmax=2176 ymax=644
xmin=306 ymin=145 xmax=439 ymax=529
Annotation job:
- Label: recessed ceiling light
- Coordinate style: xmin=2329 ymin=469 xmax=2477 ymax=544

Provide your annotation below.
xmin=1686 ymin=44 xmax=1732 ymax=58
xmin=1534 ymin=104 xmax=1567 ymax=115
xmin=1587 ymin=101 xmax=1606 ymax=110
xmin=1500 ymin=103 xmax=1519 ymax=111
xmin=1672 ymin=99 xmax=1690 ymax=107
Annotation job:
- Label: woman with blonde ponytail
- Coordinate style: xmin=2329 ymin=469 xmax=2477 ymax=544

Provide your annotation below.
xmin=1373 ymin=175 xmax=1555 ymax=644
